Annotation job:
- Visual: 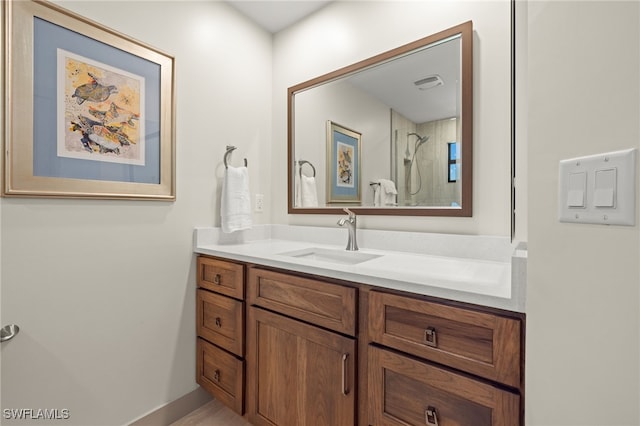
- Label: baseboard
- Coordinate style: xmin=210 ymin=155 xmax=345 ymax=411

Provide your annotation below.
xmin=129 ymin=387 xmax=212 ymax=426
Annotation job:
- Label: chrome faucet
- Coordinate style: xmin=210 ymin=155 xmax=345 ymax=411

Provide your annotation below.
xmin=337 ymin=208 xmax=359 ymax=251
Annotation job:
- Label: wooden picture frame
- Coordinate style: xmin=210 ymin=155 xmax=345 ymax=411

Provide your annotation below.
xmin=3 ymin=0 xmax=176 ymax=200
xmin=326 ymin=120 xmax=361 ymax=204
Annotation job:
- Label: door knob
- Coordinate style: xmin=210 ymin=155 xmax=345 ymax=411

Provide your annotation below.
xmin=1 ymin=324 xmax=20 ymax=342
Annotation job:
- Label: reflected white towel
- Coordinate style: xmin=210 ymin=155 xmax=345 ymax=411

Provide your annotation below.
xmin=374 ymin=179 xmax=397 ymax=206
xmin=300 ymin=175 xmax=318 ymax=207
xmin=294 ymin=162 xmax=301 ymax=207
xmin=221 ymin=166 xmax=252 ymax=233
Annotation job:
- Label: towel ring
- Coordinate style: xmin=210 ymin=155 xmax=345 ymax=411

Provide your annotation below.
xmin=224 ymin=145 xmax=247 ymax=169
xmin=298 ymin=160 xmax=316 ymax=177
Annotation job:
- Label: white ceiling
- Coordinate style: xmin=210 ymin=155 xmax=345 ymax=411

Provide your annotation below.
xmin=225 ymin=1 xmax=332 ymax=33
xmin=226 ymin=0 xmax=459 ymax=124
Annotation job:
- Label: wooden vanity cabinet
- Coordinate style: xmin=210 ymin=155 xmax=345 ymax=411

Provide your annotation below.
xmin=195 ymin=255 xmax=525 ymax=426
xmin=246 ymin=267 xmax=357 ymax=426
xmin=195 ymin=256 xmax=246 ymax=415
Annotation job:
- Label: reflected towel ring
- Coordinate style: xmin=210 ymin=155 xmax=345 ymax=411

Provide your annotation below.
xmin=298 ymin=160 xmax=316 ymax=177
xmin=224 ymin=145 xmax=247 ymax=169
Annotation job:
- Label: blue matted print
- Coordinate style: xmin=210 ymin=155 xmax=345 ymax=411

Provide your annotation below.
xmin=327 ymin=121 xmax=361 ymax=203
xmin=33 ymin=17 xmax=161 ymax=184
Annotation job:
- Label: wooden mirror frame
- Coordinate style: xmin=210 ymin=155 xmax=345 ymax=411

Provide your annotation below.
xmin=287 ymin=21 xmax=473 ymax=216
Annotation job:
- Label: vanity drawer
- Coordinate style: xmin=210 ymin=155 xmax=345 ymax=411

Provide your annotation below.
xmin=368 ymin=345 xmax=519 ymax=426
xmin=247 ymin=267 xmax=356 ymax=336
xmin=197 ymin=338 xmax=244 ymax=415
xmin=369 ymin=291 xmax=521 ymax=388
xmin=197 ymin=256 xmax=245 ymax=299
xmin=197 ymin=289 xmax=244 ymax=356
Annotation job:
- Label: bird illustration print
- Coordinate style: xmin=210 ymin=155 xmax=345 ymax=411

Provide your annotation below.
xmin=71 ymin=72 xmax=118 ymax=105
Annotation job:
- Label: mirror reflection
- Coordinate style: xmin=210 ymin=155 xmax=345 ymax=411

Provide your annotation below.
xmin=289 ymin=21 xmax=472 ymax=216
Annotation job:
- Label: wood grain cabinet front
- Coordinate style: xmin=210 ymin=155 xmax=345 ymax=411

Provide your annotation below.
xmin=246 ymin=307 xmax=356 ymax=426
xmin=246 ymin=266 xmax=358 ymax=426
xmin=196 ymin=256 xmax=246 ymax=416
xmin=197 ymin=256 xmax=245 ymax=299
xmin=369 ymin=290 xmax=522 ymax=389
xmin=368 ymin=346 xmax=519 ymax=426
xmin=196 ymin=289 xmax=244 ymax=356
xmin=247 ymin=267 xmax=356 ymax=336
xmin=196 ymin=338 xmax=244 ymax=415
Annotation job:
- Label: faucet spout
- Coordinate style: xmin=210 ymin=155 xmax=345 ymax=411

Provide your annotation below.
xmin=337 ymin=208 xmax=359 ymax=251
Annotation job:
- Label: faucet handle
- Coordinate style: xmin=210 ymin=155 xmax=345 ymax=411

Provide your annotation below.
xmin=343 ymin=207 xmax=356 ymax=218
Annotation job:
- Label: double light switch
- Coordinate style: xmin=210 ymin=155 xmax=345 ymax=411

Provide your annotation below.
xmin=559 ymin=148 xmax=636 ymax=225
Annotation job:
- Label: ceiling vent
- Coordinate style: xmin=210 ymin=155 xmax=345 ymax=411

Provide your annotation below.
xmin=414 ymin=75 xmax=444 ymax=91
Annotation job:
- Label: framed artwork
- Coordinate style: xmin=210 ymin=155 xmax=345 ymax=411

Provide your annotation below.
xmin=326 ymin=121 xmax=361 ymax=204
xmin=3 ymin=0 xmax=176 ymax=200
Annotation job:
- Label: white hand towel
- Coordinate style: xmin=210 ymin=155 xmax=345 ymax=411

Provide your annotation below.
xmin=221 ymin=166 xmax=252 ymax=233
xmin=376 ymin=179 xmax=398 ymax=206
xmin=300 ymin=175 xmax=318 ymax=207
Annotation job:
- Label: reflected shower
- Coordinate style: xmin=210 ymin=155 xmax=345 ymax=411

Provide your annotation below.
xmin=405 ymin=132 xmax=430 ymax=196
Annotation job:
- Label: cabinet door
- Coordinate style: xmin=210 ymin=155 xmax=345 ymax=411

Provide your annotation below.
xmin=368 ymin=346 xmax=519 ymax=426
xmin=247 ymin=307 xmax=356 ymax=426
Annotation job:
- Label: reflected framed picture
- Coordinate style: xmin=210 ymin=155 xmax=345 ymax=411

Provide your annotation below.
xmin=326 ymin=121 xmax=361 ymax=204
xmin=3 ymin=0 xmax=176 ymax=200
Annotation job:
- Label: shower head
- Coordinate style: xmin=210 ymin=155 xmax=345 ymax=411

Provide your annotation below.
xmin=417 ymin=135 xmax=429 ymax=148
xmin=416 ymin=135 xmax=429 ymax=146
xmin=408 ymin=132 xmax=430 ymax=148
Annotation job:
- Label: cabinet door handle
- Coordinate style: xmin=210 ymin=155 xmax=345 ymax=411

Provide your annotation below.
xmin=425 ymin=406 xmax=439 ymax=426
xmin=215 ymin=317 xmax=222 ymax=328
xmin=424 ymin=327 xmax=437 ymax=347
xmin=341 ymin=353 xmax=350 ymax=396
xmin=213 ymin=274 xmax=222 ymax=284
xmin=213 ymin=369 xmax=221 ymax=383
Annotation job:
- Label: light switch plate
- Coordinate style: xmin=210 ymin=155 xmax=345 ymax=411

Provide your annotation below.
xmin=558 ymin=148 xmax=637 ymax=225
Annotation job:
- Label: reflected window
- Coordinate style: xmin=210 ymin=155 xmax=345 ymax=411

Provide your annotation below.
xmin=448 ymin=142 xmax=459 ymax=182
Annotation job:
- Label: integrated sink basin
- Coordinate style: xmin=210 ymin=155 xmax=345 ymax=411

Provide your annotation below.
xmin=279 ymin=247 xmax=382 ymax=265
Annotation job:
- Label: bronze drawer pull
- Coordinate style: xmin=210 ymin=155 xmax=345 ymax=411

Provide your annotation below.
xmin=425 ymin=406 xmax=439 ymax=426
xmin=215 ymin=317 xmax=222 ymax=328
xmin=341 ymin=353 xmax=350 ymax=396
xmin=213 ymin=274 xmax=222 ymax=284
xmin=213 ymin=369 xmax=221 ymax=383
xmin=424 ymin=327 xmax=437 ymax=347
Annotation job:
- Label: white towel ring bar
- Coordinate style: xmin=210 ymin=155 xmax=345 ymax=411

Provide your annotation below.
xmin=298 ymin=160 xmax=316 ymax=177
xmin=224 ymin=145 xmax=247 ymax=169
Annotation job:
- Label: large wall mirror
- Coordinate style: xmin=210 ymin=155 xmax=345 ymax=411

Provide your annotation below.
xmin=288 ymin=21 xmax=473 ymax=216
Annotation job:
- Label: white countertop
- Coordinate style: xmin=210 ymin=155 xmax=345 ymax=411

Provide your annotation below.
xmin=194 ymin=225 xmax=526 ymax=313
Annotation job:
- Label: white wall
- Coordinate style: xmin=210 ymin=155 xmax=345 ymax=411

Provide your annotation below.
xmin=0 ymin=2 xmax=272 ymax=424
xmin=526 ymin=1 xmax=640 ymax=424
xmin=272 ymin=1 xmax=512 ymax=236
